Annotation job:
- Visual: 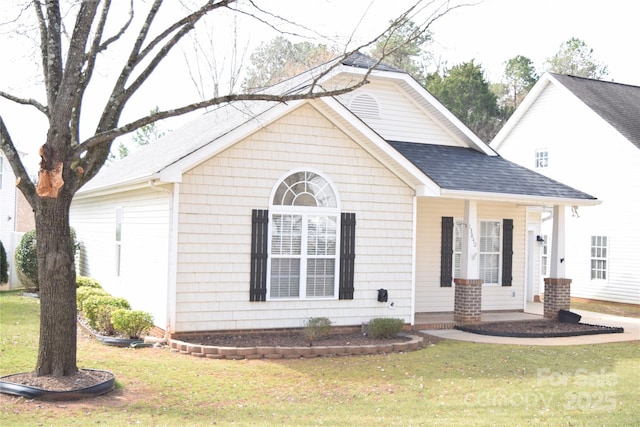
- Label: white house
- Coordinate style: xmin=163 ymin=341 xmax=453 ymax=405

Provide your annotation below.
xmin=0 ymin=150 xmax=35 ymax=289
xmin=70 ymin=55 xmax=598 ymax=336
xmin=492 ymin=72 xmax=640 ymax=305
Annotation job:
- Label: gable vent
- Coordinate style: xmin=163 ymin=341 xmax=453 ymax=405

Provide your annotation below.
xmin=349 ymin=93 xmax=380 ymax=119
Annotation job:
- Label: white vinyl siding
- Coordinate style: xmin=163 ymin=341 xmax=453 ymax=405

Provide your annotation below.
xmin=335 ymin=80 xmax=466 ymax=147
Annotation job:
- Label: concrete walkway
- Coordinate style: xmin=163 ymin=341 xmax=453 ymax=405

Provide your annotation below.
xmin=423 ymin=303 xmax=640 ymax=346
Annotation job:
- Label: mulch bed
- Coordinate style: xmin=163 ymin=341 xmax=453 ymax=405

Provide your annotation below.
xmin=175 ymin=331 xmax=414 ymax=348
xmin=456 ymin=319 xmax=624 ymax=338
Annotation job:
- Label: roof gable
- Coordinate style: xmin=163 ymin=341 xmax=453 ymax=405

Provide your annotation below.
xmin=492 ymin=73 xmax=640 ymax=151
xmin=548 ymin=73 xmax=640 ymax=150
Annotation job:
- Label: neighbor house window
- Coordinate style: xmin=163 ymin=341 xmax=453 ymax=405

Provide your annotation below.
xmin=535 ymin=149 xmax=548 ymax=168
xmin=590 ymin=236 xmax=607 ymax=280
xmin=269 ymin=171 xmax=339 ymax=299
xmin=479 ymin=220 xmax=501 ymax=284
xmin=115 ymin=207 xmax=123 ymax=276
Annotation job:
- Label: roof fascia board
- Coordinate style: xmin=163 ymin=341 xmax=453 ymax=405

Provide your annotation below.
xmin=73 ymin=179 xmax=159 ymax=200
xmin=316 ymin=96 xmax=441 ymax=196
xmin=439 ymin=188 xmax=601 ymax=207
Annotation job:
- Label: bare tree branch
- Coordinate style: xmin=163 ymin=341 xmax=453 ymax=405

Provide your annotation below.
xmin=42 ymin=0 xmax=63 ymax=109
xmin=0 ymin=90 xmax=48 ymax=115
xmin=0 ymin=116 xmax=37 ymax=207
xmin=95 ymin=0 xmax=135 ymax=54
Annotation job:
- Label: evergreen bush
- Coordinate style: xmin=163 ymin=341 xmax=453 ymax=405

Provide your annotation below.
xmin=14 ymin=230 xmax=38 ymax=291
xmin=76 ymin=286 xmax=109 ymax=313
xmin=83 ymin=295 xmax=130 ymax=335
xmin=367 ymin=318 xmax=404 ymax=339
xmin=14 ymin=228 xmax=80 ymax=292
xmin=0 ymin=241 xmax=8 ymax=284
xmin=111 ymin=309 xmax=154 ymax=339
xmin=76 ymin=276 xmax=101 ymax=289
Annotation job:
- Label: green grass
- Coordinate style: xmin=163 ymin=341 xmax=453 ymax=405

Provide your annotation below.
xmin=1 ymin=290 xmax=639 ymax=426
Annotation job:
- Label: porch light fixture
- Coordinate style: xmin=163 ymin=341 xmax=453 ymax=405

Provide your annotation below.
xmin=536 ymin=235 xmax=545 ymax=244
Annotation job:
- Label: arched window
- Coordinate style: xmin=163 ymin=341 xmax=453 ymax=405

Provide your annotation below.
xmin=269 ymin=171 xmax=339 ymax=299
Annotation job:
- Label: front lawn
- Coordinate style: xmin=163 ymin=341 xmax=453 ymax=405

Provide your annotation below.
xmin=1 ymin=291 xmax=638 ymax=426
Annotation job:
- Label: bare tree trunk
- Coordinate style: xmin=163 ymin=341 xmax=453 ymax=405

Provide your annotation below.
xmin=35 ymin=195 xmax=77 ymax=377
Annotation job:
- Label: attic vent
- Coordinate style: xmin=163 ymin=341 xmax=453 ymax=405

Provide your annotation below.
xmin=349 ymin=93 xmax=380 ymax=118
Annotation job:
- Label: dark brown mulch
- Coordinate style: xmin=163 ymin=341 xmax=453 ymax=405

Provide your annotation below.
xmin=456 ymin=319 xmax=624 ymax=338
xmin=0 ymin=369 xmax=113 ymax=392
xmin=176 ymin=331 xmax=419 ymax=348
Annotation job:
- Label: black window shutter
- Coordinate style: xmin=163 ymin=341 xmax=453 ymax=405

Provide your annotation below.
xmin=250 ymin=209 xmax=269 ymax=301
xmin=502 ymin=218 xmax=514 ymax=286
xmin=440 ymin=217 xmax=454 ymax=287
xmin=339 ymin=212 xmax=356 ymax=300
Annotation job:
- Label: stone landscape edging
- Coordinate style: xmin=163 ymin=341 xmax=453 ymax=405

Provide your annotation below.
xmin=168 ymin=334 xmax=424 ymax=360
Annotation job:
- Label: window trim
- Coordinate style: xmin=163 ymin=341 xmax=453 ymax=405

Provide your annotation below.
xmin=267 ymin=169 xmax=341 ymax=300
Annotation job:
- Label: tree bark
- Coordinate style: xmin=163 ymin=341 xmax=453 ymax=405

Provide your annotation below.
xmin=35 ymin=195 xmax=77 ymax=377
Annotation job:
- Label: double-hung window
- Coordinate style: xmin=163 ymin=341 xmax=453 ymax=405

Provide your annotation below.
xmin=269 ymin=171 xmax=339 ymax=299
xmin=449 ymin=219 xmax=504 ymax=285
xmin=479 ymin=220 xmax=501 ymax=284
xmin=590 ymin=236 xmax=607 ymax=280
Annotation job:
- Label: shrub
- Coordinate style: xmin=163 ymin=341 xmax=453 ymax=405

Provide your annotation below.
xmin=14 ymin=230 xmax=38 ymax=291
xmin=367 ymin=318 xmax=404 ymax=339
xmin=76 ymin=276 xmax=101 ymax=289
xmin=111 ymin=309 xmax=154 ymax=339
xmin=76 ymin=286 xmax=109 ymax=313
xmin=83 ymin=295 xmax=130 ymax=335
xmin=14 ymin=228 xmax=80 ymax=292
xmin=302 ymin=317 xmax=332 ymax=345
xmin=0 ymin=241 xmax=8 ymax=284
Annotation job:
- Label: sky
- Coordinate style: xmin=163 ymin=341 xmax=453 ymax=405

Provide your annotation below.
xmin=270 ymin=0 xmax=640 ymax=85
xmin=1 ymin=0 xmax=639 ymax=170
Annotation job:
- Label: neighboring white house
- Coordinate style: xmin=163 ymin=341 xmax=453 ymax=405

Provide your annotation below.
xmin=70 ymin=55 xmax=598 ymax=336
xmin=492 ymin=72 xmax=640 ymax=305
xmin=0 ymin=150 xmax=35 ymax=289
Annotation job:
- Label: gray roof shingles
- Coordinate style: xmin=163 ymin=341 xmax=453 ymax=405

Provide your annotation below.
xmin=389 ymin=141 xmax=597 ymax=201
xmin=551 ymin=73 xmax=640 ymax=150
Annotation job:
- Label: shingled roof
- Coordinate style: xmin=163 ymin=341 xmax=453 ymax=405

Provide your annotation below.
xmin=389 ymin=141 xmax=597 ymax=201
xmin=550 ymin=73 xmax=640 ymax=150
xmin=341 ymin=51 xmax=404 ymax=73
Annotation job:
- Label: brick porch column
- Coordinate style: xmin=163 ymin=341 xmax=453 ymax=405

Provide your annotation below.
xmin=543 ymin=278 xmax=572 ymax=319
xmin=454 ymin=278 xmax=483 ymax=324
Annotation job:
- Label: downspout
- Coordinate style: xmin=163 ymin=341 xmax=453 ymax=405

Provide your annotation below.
xmin=145 ymin=180 xmax=180 ymax=345
xmin=410 ymin=196 xmax=417 ymax=326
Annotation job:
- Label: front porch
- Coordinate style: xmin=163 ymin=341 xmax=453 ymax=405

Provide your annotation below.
xmin=413 ymin=302 xmax=544 ymax=330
